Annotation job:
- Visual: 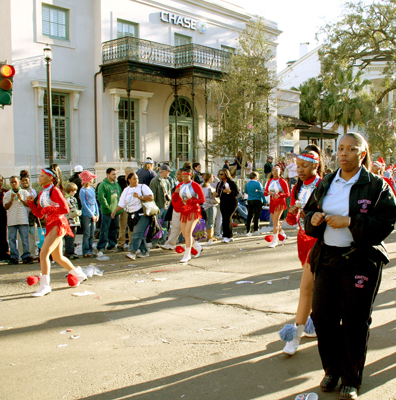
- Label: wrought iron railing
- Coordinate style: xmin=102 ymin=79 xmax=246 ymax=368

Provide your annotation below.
xmin=102 ymin=37 xmax=231 ymax=72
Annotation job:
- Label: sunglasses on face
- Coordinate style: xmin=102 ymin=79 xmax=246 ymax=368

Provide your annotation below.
xmin=218 ymin=173 xmax=224 ymax=175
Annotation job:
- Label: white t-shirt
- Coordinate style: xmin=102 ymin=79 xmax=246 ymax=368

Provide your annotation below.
xmin=118 ymin=184 xmax=153 ymax=213
xmin=3 ymin=188 xmax=30 ymax=226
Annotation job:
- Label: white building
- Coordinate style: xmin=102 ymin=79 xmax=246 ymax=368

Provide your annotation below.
xmin=278 ymin=43 xmax=340 ymax=155
xmin=0 ymin=0 xmax=282 ymax=179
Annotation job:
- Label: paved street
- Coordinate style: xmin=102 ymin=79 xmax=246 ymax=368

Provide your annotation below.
xmin=1 ymin=228 xmax=396 ymax=400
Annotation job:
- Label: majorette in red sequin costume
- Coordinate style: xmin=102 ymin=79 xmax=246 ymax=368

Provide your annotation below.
xmin=172 ymin=177 xmax=205 ymax=222
xmin=27 ymin=171 xmax=73 ymax=238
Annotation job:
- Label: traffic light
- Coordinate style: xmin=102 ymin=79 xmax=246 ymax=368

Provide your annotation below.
xmin=0 ymin=64 xmax=15 ymax=107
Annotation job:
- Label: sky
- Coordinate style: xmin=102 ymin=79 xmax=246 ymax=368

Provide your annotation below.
xmin=232 ymin=0 xmax=346 ymax=72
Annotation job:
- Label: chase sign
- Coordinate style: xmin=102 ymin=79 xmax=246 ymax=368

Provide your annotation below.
xmin=160 ymin=12 xmax=207 ymax=34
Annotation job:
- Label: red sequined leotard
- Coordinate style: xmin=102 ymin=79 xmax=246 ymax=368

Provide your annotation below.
xmin=27 ymin=184 xmax=73 ymax=237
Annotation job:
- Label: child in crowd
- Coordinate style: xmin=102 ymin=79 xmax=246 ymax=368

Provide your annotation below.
xmin=79 ymin=170 xmax=99 ymax=258
xmin=64 ymin=182 xmax=81 ymax=260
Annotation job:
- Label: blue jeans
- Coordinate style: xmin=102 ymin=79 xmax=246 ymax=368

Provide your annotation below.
xmin=82 ymin=215 xmax=96 ymax=255
xmin=129 ymin=215 xmax=150 ymax=254
xmin=64 ymin=226 xmax=77 ymax=256
xmin=97 ymin=214 xmax=119 ymax=251
xmin=236 ymin=201 xmax=248 ymax=221
xmin=8 ymin=225 xmax=30 ymax=261
xmin=153 ymin=207 xmax=169 ymax=245
xmin=205 ymin=206 xmax=217 ymax=230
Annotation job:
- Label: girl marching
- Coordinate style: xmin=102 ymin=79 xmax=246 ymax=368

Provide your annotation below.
xmin=26 ymin=166 xmax=87 ymax=296
xmin=279 ymin=149 xmax=324 ymax=355
xmin=172 ymin=166 xmax=205 ymax=263
xmin=264 ymin=165 xmax=290 ymax=248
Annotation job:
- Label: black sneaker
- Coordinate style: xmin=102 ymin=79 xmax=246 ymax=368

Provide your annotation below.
xmin=116 ymin=245 xmax=124 ymax=252
xmin=8 ymin=258 xmax=19 ymax=265
xmin=23 ymin=257 xmax=34 ymax=264
xmin=320 ymin=375 xmax=340 ymax=392
xmin=339 ymin=385 xmax=358 ymax=399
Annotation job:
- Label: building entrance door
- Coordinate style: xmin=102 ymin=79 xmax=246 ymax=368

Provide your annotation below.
xmin=169 ymin=97 xmax=195 ymax=163
xmin=169 ymin=122 xmax=192 ymax=163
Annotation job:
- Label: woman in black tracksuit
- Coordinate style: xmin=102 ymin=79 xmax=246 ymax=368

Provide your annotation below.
xmin=215 ymin=168 xmax=239 ymax=243
xmin=304 ymin=133 xmax=396 ymax=399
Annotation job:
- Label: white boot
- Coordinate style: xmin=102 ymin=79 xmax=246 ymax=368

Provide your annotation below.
xmin=279 ymin=229 xmax=287 ymax=244
xmin=283 ymin=324 xmax=305 ymax=355
xmin=180 ymin=247 xmax=191 ymax=263
xmin=31 ymin=274 xmax=51 ymax=297
xmin=69 ymin=266 xmax=88 ymax=286
xmin=192 ymin=241 xmax=203 ymax=258
xmin=268 ymin=234 xmax=278 ymax=248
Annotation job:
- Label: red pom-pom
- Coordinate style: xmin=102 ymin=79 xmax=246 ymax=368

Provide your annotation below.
xmin=279 ymin=234 xmax=286 ymax=241
xmin=175 ymin=246 xmax=185 ymax=254
xmin=191 ymin=247 xmax=198 ymax=256
xmin=264 ymin=235 xmax=274 ymax=242
xmin=67 ymin=274 xmax=79 ymax=287
xmin=26 ymin=276 xmax=39 ymax=286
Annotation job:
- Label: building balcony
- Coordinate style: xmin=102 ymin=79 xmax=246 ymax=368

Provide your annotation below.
xmin=101 ymin=37 xmax=231 ymax=88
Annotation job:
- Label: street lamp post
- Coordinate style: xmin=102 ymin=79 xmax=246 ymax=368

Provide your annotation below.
xmin=44 ymin=44 xmax=53 ymax=166
xmin=320 ymin=92 xmax=324 ymax=151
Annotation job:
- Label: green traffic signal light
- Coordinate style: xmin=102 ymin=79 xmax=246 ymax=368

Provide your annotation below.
xmin=0 ymin=64 xmax=15 ymax=107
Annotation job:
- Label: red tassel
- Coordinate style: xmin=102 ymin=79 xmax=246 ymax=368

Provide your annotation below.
xmin=175 ymin=246 xmax=185 ymax=254
xmin=191 ymin=247 xmax=198 ymax=256
xmin=279 ymin=234 xmax=286 ymax=241
xmin=264 ymin=235 xmax=274 ymax=242
xmin=67 ymin=274 xmax=79 ymax=287
xmin=26 ymin=276 xmax=39 ymax=286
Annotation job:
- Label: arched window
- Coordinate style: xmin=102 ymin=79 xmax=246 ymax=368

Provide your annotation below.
xmin=169 ymin=97 xmax=194 ymax=162
xmin=169 ymin=97 xmax=193 ymax=117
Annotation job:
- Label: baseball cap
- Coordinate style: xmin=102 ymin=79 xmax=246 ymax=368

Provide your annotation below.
xmin=160 ymin=164 xmax=171 ymax=172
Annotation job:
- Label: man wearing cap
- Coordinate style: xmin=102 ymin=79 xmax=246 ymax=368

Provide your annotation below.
xmin=69 ymin=165 xmax=83 ymax=208
xmin=150 ymin=165 xmax=172 ymax=245
xmin=137 ymin=157 xmax=157 ymax=186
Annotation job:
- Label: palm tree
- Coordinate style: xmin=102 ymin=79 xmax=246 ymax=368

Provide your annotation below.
xmin=321 ymin=68 xmax=371 ymax=135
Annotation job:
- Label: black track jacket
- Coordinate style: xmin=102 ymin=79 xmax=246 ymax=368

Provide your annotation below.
xmin=304 ymin=166 xmax=396 ymax=273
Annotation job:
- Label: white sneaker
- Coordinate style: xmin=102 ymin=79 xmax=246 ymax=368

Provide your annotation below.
xmin=268 ymin=235 xmax=278 ymax=248
xmin=253 ymin=231 xmax=261 ymax=236
xmin=31 ymin=274 xmax=51 ymax=297
xmin=260 ymin=226 xmax=272 ymax=233
xmin=245 ymin=232 xmax=252 ymax=237
xmin=137 ymin=251 xmax=150 ymax=258
xmin=159 ymin=244 xmax=175 ymax=251
xmin=180 ymin=248 xmax=191 ymax=263
xmin=214 ymin=234 xmax=223 ymax=240
xmin=222 ymin=237 xmax=230 ymax=243
xmin=229 ymin=237 xmax=234 ymax=243
xmin=207 ymin=239 xmax=213 ymax=245
xmin=97 ymin=251 xmax=104 ymax=257
xmin=125 ymin=253 xmax=136 ymax=260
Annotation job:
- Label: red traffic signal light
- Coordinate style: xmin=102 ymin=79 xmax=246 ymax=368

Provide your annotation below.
xmin=0 ymin=64 xmax=15 ymax=78
xmin=0 ymin=64 xmax=15 ymax=107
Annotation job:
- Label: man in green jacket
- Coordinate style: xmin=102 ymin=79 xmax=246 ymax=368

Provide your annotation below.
xmin=149 ymin=165 xmax=172 ymax=245
xmin=97 ymin=167 xmax=122 ymax=253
